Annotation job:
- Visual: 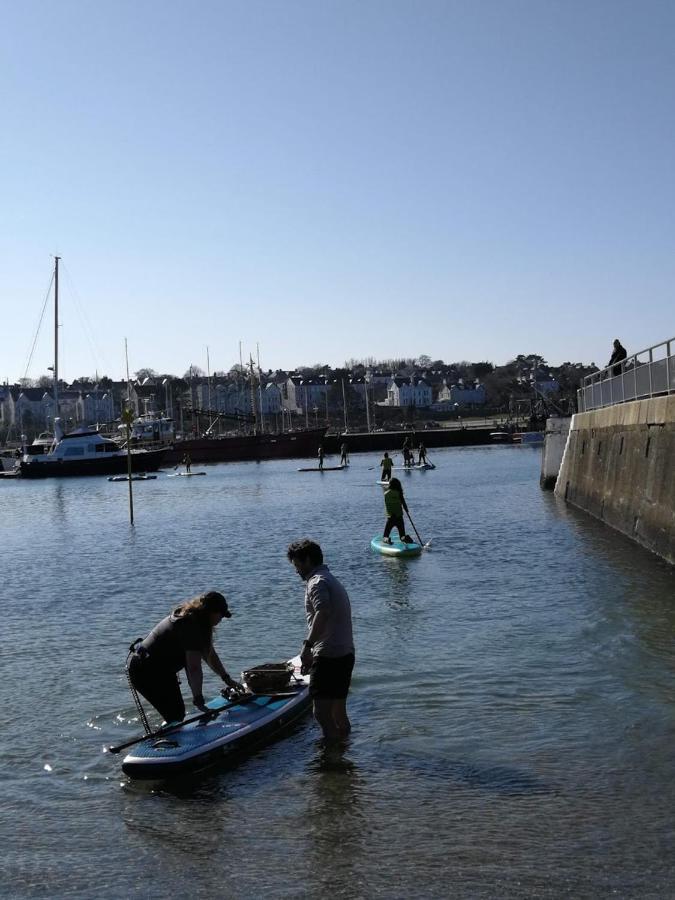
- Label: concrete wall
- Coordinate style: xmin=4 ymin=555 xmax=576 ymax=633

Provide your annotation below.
xmin=540 ymin=416 xmax=571 ymax=489
xmin=555 ymin=395 xmax=675 ymax=565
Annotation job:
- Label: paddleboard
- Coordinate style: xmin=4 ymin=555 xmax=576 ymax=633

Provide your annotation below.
xmin=168 ymin=471 xmax=207 ymax=477
xmin=108 ymin=474 xmax=157 ymax=482
xmin=370 ymin=536 xmax=422 ymax=557
xmin=121 ymin=658 xmax=310 ymax=779
xmin=297 ymin=465 xmax=346 ymax=472
xmin=393 ymin=463 xmax=435 ymax=470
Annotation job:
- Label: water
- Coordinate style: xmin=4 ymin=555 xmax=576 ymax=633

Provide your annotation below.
xmin=1 ymin=447 xmax=674 ymax=898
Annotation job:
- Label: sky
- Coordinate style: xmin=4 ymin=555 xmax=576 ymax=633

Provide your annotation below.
xmin=1 ymin=0 xmax=674 ymax=382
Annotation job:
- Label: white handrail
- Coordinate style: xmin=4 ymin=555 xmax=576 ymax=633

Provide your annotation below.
xmin=578 ymin=336 xmax=674 ymax=412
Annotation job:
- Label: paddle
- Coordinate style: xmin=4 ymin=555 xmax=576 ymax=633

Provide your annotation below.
xmin=107 ymin=689 xmax=301 ymax=755
xmin=404 ymin=507 xmax=431 ymax=549
xmin=108 ymin=691 xmax=254 ymax=755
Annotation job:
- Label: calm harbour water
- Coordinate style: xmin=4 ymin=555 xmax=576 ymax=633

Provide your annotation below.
xmin=1 ymin=446 xmax=674 ymax=899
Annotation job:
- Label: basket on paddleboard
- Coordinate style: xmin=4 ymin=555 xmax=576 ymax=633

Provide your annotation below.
xmin=242 ymin=662 xmax=294 ymax=693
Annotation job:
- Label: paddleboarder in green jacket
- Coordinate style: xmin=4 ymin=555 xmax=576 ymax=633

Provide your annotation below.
xmin=383 ymin=478 xmax=414 ymax=544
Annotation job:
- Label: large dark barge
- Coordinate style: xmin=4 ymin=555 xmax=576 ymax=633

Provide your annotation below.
xmin=162 ymin=427 xmax=327 ymax=465
xmin=324 ymin=426 xmax=494 ymax=455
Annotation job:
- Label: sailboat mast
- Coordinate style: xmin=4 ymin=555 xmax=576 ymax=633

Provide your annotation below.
xmin=53 ymin=256 xmax=60 ymax=419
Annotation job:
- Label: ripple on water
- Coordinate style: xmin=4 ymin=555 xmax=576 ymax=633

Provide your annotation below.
xmin=1 ymin=448 xmax=675 ymax=897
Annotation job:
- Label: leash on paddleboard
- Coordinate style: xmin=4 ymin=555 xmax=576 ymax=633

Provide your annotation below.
xmin=126 ymin=643 xmax=152 ymax=736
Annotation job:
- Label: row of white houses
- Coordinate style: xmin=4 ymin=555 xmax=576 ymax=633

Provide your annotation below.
xmin=0 ymin=373 xmax=492 ymax=436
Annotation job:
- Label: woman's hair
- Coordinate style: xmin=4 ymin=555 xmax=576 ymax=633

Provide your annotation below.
xmin=287 ymin=539 xmax=323 ymax=566
xmin=388 ymin=477 xmax=403 ymax=494
xmin=175 ymin=590 xmax=229 ymax=622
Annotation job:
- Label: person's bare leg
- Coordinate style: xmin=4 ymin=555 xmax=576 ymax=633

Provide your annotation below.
xmin=313 ymin=698 xmax=340 ymax=740
xmin=332 ymin=699 xmax=351 ymax=737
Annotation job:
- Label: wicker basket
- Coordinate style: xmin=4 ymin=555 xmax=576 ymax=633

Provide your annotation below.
xmin=242 ymin=662 xmax=293 ymax=693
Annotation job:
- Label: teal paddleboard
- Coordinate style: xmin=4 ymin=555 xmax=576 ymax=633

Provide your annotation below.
xmin=370 ymin=536 xmax=422 ymax=557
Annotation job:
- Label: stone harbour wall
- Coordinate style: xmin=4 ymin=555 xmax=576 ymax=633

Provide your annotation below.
xmin=555 ymin=395 xmax=675 ymax=565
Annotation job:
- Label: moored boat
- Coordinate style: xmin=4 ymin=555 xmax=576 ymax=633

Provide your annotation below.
xmin=20 ymin=419 xmax=166 ymax=478
xmin=163 ymin=427 xmax=327 ymax=465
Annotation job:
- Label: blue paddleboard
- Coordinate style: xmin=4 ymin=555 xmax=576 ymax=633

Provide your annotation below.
xmin=370 ymin=536 xmax=422 ymax=557
xmin=121 ymin=657 xmax=310 ymax=778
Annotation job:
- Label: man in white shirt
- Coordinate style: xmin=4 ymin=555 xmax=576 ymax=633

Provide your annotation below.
xmin=287 ymin=539 xmax=355 ymax=741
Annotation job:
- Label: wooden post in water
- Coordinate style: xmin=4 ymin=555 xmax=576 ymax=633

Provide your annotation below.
xmin=121 ymin=405 xmax=134 ymax=525
xmin=123 ymin=338 xmax=134 ymax=525
xmin=53 ymin=256 xmax=60 ymax=420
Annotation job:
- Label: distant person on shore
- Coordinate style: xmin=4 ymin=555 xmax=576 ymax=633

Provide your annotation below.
xmin=418 ymin=442 xmax=427 ymax=465
xmin=182 ymin=453 xmax=191 ymax=473
xmin=380 ymin=451 xmax=393 ymax=481
xmin=287 ymin=539 xmax=355 ymax=742
xmin=318 ymin=444 xmax=325 ymax=471
xmin=340 ymin=442 xmax=349 ymax=466
xmin=126 ymin=591 xmax=244 ymax=723
xmin=382 ymin=477 xmax=414 ymax=545
xmin=607 ymin=339 xmax=627 ymax=376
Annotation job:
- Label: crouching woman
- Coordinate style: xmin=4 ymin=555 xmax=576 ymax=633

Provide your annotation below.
xmin=127 ymin=591 xmax=244 ymax=723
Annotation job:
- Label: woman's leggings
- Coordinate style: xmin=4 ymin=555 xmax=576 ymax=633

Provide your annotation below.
xmin=384 ymin=514 xmax=406 ymax=539
xmin=128 ymin=652 xmax=186 ymax=723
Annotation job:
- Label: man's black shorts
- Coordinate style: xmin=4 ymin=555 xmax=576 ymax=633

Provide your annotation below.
xmin=309 ymin=653 xmax=355 ymax=700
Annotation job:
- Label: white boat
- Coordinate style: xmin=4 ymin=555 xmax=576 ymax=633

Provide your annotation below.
xmin=119 ymin=414 xmax=175 ymax=444
xmin=20 ymin=418 xmax=166 ymax=478
xmin=17 ymin=258 xmax=167 ymax=479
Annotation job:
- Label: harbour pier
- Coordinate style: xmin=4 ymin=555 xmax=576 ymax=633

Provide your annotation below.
xmin=553 ymin=336 xmax=675 ymax=564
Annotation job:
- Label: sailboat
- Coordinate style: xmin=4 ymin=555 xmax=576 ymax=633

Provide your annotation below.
xmin=19 ymin=258 xmax=167 ymax=478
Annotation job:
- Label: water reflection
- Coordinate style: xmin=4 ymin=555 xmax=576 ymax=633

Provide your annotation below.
xmin=304 ymin=740 xmax=366 ymax=881
xmin=378 ymin=557 xmax=413 ymax=610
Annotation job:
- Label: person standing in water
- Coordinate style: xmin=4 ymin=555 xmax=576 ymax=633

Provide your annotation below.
xmin=126 ymin=591 xmax=245 ymax=723
xmin=382 ymin=477 xmax=414 ymax=544
xmin=380 ymin=451 xmax=393 ymax=481
xmin=287 ymin=539 xmax=355 ymax=742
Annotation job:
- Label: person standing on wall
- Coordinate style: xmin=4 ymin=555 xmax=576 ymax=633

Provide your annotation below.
xmin=607 ymin=339 xmax=627 ymax=376
xmin=287 ymin=539 xmax=355 ymax=742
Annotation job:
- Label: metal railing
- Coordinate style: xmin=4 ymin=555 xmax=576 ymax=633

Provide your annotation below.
xmin=578 ymin=336 xmax=675 ymax=412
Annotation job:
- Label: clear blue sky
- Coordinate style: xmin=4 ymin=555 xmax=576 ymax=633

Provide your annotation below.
xmin=2 ymin=0 xmax=673 ymax=381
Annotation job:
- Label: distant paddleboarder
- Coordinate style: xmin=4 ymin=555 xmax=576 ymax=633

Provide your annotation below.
xmin=402 ymin=437 xmax=413 ymax=467
xmin=418 ymin=442 xmax=427 ymax=465
xmin=340 ymin=441 xmax=349 ymax=466
xmin=318 ymin=445 xmax=325 ymax=471
xmin=126 ymin=591 xmax=244 ymax=723
xmin=382 ymin=478 xmax=414 ymax=545
xmin=380 ymin=451 xmax=393 ymax=482
xmin=182 ymin=453 xmax=192 ymax=473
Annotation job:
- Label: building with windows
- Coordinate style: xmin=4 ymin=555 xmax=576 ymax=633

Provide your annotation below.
xmin=385 ymin=377 xmax=433 ymax=408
